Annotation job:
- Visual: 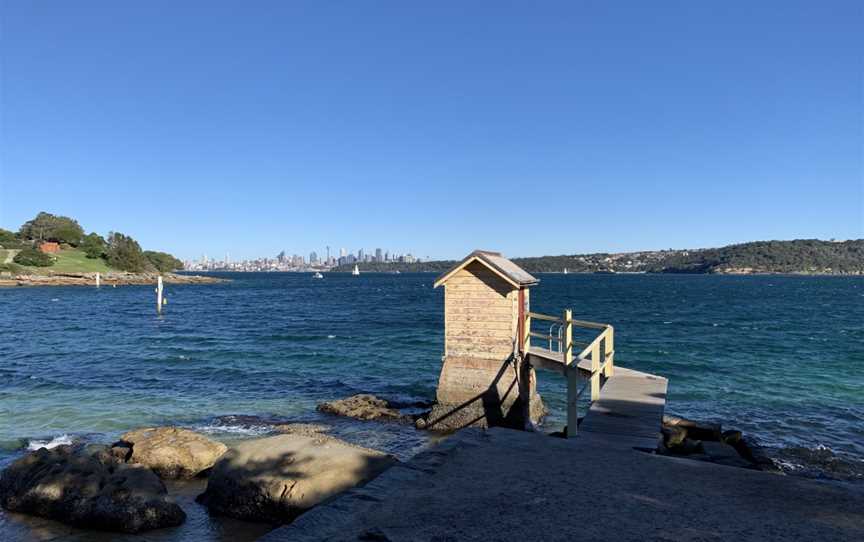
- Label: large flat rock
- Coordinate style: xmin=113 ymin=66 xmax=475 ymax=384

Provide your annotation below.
xmin=197 ymin=434 xmax=397 ymax=524
xmin=262 ymin=428 xmax=864 ymax=541
xmin=114 ymin=426 xmax=228 ymax=479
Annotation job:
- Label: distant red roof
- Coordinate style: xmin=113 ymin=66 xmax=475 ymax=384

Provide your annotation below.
xmin=39 ymin=241 xmax=60 ymax=253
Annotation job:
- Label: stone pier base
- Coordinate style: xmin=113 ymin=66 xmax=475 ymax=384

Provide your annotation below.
xmin=423 ymin=355 xmax=546 ymax=431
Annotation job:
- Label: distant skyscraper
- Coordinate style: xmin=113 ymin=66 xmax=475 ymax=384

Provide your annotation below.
xmin=339 ymin=247 xmax=347 ymax=258
xmin=375 ymin=248 xmax=383 ymax=262
xmin=310 ymin=251 xmax=318 ymax=264
xmin=358 ymin=248 xmax=365 ymax=261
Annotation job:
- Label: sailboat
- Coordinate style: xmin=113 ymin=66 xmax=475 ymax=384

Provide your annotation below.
xmin=312 ymin=271 xmax=324 ymax=279
xmin=352 ymin=265 xmax=360 ymax=276
xmin=563 ymin=268 xmax=569 ymax=274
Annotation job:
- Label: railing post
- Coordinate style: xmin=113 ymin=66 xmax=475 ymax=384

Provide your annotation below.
xmin=566 ymin=365 xmax=578 ymax=438
xmin=523 ymin=313 xmax=531 ymax=354
xmin=563 ymin=309 xmax=578 ymax=438
xmin=591 ymin=338 xmax=600 ymax=401
xmin=604 ymin=326 xmax=615 ymax=378
xmin=562 ymin=310 xmax=572 ymax=366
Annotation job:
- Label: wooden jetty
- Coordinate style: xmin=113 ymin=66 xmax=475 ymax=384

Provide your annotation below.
xmin=426 ymin=249 xmax=667 ymax=442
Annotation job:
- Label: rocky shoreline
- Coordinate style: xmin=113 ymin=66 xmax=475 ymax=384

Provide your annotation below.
xmin=0 ymin=272 xmax=226 ymax=287
xmin=1 ymin=395 xmax=854 ymax=536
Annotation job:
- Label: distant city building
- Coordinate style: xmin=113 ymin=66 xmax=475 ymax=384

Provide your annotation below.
xmin=183 ymin=244 xmax=418 ymax=273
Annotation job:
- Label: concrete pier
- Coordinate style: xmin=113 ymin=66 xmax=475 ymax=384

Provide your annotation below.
xmin=262 ymin=428 xmax=864 ymax=542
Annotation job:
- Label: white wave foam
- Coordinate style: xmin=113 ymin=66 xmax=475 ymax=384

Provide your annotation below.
xmin=27 ymin=434 xmax=73 ymax=451
xmin=193 ymin=424 xmax=272 ymax=436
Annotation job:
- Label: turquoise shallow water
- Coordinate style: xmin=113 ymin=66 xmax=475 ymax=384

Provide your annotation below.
xmin=0 ymin=272 xmax=862 ymax=538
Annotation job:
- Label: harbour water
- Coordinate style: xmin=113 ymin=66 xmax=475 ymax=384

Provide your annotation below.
xmin=1 ymin=272 xmax=862 ymax=538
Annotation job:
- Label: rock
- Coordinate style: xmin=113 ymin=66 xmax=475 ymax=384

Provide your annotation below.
xmin=113 ymin=427 xmax=227 ymax=479
xmin=730 ymin=437 xmax=780 ymax=472
xmin=317 ymin=394 xmax=403 ymax=422
xmin=659 ymin=426 xmax=704 ymax=456
xmin=197 ymin=433 xmax=397 ymax=523
xmin=662 ymin=414 xmax=721 ymax=441
xmin=272 ymin=423 xmax=332 ymax=436
xmin=0 ymin=445 xmax=185 ymax=533
xmin=702 ymin=441 xmax=755 ymax=469
xmin=661 ymin=426 xmax=688 ymax=448
xmin=721 ymin=429 xmax=743 ymax=445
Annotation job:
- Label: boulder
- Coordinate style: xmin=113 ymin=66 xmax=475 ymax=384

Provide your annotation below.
xmin=721 ymin=429 xmax=743 ymax=445
xmin=317 ymin=394 xmax=403 ymax=422
xmin=662 ymin=414 xmax=721 ymax=441
xmin=0 ymin=445 xmax=185 ymax=533
xmin=273 ymin=423 xmax=332 ymax=436
xmin=197 ymin=433 xmax=397 ymax=523
xmin=113 ymin=427 xmax=227 ymax=479
xmin=702 ymin=441 xmax=755 ymax=469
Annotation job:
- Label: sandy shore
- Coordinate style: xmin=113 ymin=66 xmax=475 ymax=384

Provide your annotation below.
xmin=0 ymin=272 xmax=226 ymax=287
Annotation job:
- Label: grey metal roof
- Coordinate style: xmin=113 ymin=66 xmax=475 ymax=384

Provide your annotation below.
xmin=434 ymin=250 xmax=539 ymax=288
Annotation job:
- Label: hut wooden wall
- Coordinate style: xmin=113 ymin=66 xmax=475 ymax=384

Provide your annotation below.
xmin=444 ymin=261 xmax=517 ymax=359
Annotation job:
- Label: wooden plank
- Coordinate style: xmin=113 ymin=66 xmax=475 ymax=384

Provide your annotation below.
xmin=526 ymin=352 xmax=566 ymax=375
xmin=579 ymin=369 xmax=668 ymax=445
xmin=527 ymin=312 xmax=563 ymax=322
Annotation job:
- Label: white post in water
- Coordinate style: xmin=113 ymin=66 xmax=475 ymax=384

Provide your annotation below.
xmin=156 ymin=276 xmax=163 ymax=314
xmin=95 ymin=272 xmax=100 ymax=288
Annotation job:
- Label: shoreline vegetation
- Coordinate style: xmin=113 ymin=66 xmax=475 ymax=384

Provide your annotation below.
xmin=333 ymin=239 xmax=864 ymax=276
xmin=0 ymin=211 xmax=220 ymax=287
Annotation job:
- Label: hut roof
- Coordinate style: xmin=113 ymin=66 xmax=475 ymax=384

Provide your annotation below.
xmin=433 ymin=250 xmax=539 ymax=289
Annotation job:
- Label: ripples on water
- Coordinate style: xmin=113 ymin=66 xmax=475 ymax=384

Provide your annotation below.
xmin=0 ymin=272 xmax=862 ymax=537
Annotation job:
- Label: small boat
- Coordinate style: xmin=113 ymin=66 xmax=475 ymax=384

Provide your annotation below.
xmin=312 ymin=272 xmax=324 ymax=279
xmin=352 ymin=265 xmax=360 ymax=276
xmin=563 ymin=268 xmax=568 ymax=274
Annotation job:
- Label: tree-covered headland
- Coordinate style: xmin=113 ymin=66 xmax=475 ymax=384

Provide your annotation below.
xmin=333 ymin=239 xmax=864 ymax=275
xmin=0 ymin=212 xmax=184 ymax=274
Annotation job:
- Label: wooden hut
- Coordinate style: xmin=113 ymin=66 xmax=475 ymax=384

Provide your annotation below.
xmin=423 ymin=250 xmax=546 ymax=431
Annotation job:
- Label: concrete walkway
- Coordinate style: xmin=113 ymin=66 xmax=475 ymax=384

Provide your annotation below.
xmin=262 ymin=428 xmax=864 ymax=542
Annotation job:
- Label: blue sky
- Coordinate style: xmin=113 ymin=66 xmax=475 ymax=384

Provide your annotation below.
xmin=1 ymin=1 xmax=861 ymax=260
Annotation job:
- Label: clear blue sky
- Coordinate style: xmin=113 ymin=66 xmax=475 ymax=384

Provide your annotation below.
xmin=1 ymin=1 xmax=862 ymax=261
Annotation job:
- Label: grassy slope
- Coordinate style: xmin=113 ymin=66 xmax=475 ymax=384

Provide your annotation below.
xmin=18 ymin=249 xmax=112 ymax=275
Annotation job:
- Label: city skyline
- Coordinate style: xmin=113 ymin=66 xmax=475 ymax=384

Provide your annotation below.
xmin=185 ymin=245 xmax=420 ymax=272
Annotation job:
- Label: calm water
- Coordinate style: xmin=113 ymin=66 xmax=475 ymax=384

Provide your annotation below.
xmin=1 ymin=272 xmax=863 ymax=538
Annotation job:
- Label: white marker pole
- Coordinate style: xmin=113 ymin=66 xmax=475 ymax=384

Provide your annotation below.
xmin=96 ymin=272 xmax=100 ymax=288
xmin=157 ymin=276 xmax=163 ymax=314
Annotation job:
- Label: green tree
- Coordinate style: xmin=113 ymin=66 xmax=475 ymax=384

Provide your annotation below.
xmin=104 ymin=232 xmax=153 ymax=272
xmin=18 ymin=212 xmax=84 ymax=246
xmin=80 ymin=232 xmax=107 ymax=259
xmin=144 ymin=251 xmax=184 ymax=273
xmin=0 ymin=228 xmax=25 ymax=249
xmin=13 ymin=247 xmax=54 ymax=267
